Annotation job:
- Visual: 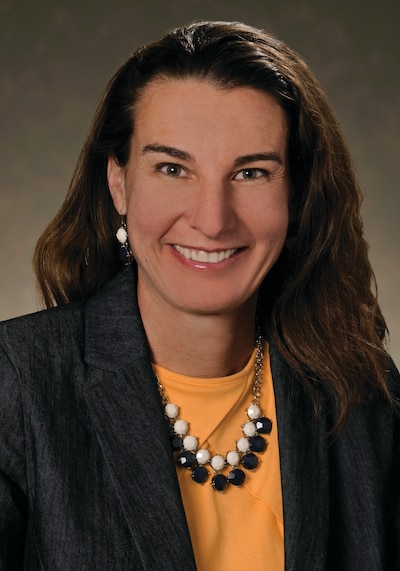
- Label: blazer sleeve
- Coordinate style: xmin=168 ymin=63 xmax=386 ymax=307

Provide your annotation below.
xmin=0 ymin=340 xmax=28 ymax=569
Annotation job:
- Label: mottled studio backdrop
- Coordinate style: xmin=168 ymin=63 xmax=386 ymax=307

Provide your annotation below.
xmin=1 ymin=0 xmax=399 ymax=365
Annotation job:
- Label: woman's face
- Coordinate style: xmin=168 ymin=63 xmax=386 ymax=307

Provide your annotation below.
xmin=108 ymin=78 xmax=290 ymax=318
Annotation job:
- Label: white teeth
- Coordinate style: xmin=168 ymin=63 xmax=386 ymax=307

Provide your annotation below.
xmin=174 ymin=245 xmax=237 ymax=263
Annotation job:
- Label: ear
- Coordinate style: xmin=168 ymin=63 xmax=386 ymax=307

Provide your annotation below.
xmin=107 ymin=156 xmax=127 ymax=215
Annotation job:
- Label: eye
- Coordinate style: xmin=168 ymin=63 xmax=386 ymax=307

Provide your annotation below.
xmin=157 ymin=163 xmax=187 ymax=177
xmin=234 ymin=168 xmax=268 ymax=181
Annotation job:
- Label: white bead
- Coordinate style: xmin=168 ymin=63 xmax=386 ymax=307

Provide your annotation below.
xmin=174 ymin=419 xmax=188 ymax=435
xmin=226 ymin=450 xmax=240 ymax=466
xmin=196 ymin=449 xmax=211 ymax=464
xmin=165 ymin=403 xmax=178 ymax=419
xmin=243 ymin=421 xmax=257 ymax=437
xmin=211 ymin=454 xmax=225 ymax=471
xmin=183 ymin=435 xmax=198 ymax=451
xmin=116 ymin=227 xmax=128 ymax=244
xmin=247 ymin=404 xmax=261 ymax=420
xmin=237 ymin=437 xmax=250 ymax=453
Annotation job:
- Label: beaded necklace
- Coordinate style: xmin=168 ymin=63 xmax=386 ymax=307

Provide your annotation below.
xmin=156 ymin=333 xmax=272 ymax=492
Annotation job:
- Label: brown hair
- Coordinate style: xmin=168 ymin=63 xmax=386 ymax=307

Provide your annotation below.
xmin=33 ymin=21 xmax=391 ymax=428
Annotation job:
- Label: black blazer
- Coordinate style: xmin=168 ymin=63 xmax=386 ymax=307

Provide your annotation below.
xmin=0 ymin=267 xmax=399 ymax=570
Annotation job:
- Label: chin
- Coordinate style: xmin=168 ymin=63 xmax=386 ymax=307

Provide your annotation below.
xmin=175 ymin=294 xmax=254 ymax=316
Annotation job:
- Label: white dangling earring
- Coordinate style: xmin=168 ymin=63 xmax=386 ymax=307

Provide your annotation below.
xmin=116 ymin=219 xmax=134 ymax=265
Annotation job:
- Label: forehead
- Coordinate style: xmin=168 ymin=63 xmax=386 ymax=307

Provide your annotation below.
xmin=131 ymin=78 xmax=288 ymax=161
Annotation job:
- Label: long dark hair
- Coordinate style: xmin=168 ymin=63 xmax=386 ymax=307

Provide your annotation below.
xmin=33 ymin=21 xmax=391 ymax=428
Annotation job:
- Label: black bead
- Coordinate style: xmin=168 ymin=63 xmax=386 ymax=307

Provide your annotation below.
xmin=241 ymin=452 xmax=259 ymax=471
xmin=227 ymin=468 xmax=246 ymax=486
xmin=192 ymin=466 xmax=209 ymax=484
xmin=249 ymin=435 xmax=267 ymax=453
xmin=212 ymin=473 xmax=228 ymax=492
xmin=176 ymin=451 xmax=196 ymax=469
xmin=119 ymin=246 xmax=130 ymax=263
xmin=255 ymin=417 xmax=273 ymax=434
xmin=171 ymin=435 xmax=183 ymax=452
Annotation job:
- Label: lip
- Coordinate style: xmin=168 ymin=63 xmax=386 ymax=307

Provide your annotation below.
xmin=171 ymin=244 xmax=244 ymax=269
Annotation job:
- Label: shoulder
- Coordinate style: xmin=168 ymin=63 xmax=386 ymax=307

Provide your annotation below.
xmin=0 ymin=300 xmax=86 ymax=343
xmin=0 ymin=301 xmax=91 ymax=453
xmin=1 ymin=300 xmax=85 ymax=329
xmin=0 ymin=301 xmax=86 ymax=375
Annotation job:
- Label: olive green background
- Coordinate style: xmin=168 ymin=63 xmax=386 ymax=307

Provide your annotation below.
xmin=1 ymin=0 xmax=399 ymax=366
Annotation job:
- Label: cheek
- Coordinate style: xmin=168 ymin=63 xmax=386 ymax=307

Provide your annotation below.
xmin=126 ymin=192 xmax=177 ymax=247
xmin=253 ymin=201 xmax=290 ymax=243
xmin=127 ymin=207 xmax=154 ymax=246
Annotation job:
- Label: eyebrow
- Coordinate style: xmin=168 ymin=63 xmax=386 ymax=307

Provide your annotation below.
xmin=233 ymin=152 xmax=283 ymax=167
xmin=142 ymin=144 xmax=193 ymax=162
xmin=142 ymin=144 xmax=283 ymax=166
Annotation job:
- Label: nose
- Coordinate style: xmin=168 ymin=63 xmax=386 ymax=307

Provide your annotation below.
xmin=189 ymin=179 xmax=235 ymax=239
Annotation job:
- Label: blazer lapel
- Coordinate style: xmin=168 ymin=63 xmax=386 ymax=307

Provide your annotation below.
xmin=83 ymin=268 xmax=196 ymax=569
xmin=270 ymin=342 xmax=331 ymax=570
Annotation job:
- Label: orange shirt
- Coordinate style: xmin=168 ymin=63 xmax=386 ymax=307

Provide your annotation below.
xmin=153 ymin=343 xmax=284 ymax=570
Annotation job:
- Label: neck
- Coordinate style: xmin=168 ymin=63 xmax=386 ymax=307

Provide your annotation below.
xmin=138 ymin=291 xmax=258 ymax=379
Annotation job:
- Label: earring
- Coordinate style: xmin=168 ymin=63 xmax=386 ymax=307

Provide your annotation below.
xmin=116 ymin=219 xmax=134 ymax=264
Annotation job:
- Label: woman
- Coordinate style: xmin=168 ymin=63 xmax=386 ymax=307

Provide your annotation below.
xmin=0 ymin=21 xmax=398 ymax=570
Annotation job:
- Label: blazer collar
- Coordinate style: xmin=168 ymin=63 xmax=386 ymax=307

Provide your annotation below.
xmin=84 ymin=267 xmax=196 ymax=569
xmin=85 ymin=266 xmax=149 ymax=371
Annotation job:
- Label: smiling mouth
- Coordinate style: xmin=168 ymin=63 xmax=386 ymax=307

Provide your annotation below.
xmin=173 ymin=245 xmax=239 ymax=263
